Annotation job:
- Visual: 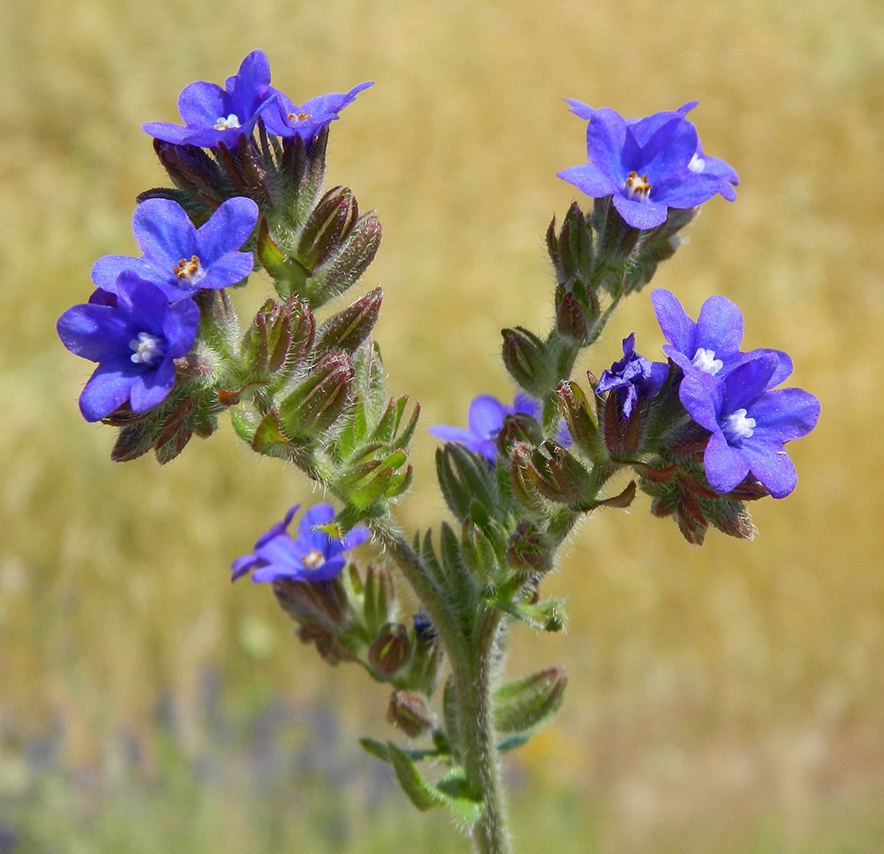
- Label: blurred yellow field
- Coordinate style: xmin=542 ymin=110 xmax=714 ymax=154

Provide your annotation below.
xmin=1 ymin=0 xmax=882 ymax=851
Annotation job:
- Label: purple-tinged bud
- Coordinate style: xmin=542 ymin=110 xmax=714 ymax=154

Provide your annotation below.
xmin=278 ymin=350 xmax=354 ymax=439
xmin=387 ymin=691 xmax=436 ymax=738
xmin=297 ymin=187 xmax=359 ymax=270
xmin=368 ymin=623 xmax=412 ymax=679
xmin=297 ymin=623 xmax=354 ymax=666
xmin=496 ymin=412 xmax=543 ymax=458
xmin=273 ymin=576 xmax=351 ymax=628
xmin=315 ymin=287 xmax=383 ymax=353
xmin=506 ymin=522 xmax=553 ymax=574
xmin=554 ymin=288 xmax=592 ymax=344
xmin=308 ymin=213 xmax=382 ymax=308
xmin=602 ymin=390 xmax=643 ymax=457
xmin=501 ymin=327 xmax=553 ymax=398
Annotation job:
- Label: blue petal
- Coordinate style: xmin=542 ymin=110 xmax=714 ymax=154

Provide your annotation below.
xmin=694 ymin=295 xmax=744 ymax=356
xmin=196 ymin=197 xmax=259 ymax=263
xmin=57 ymin=304 xmax=134 ymax=362
xmin=652 ymin=288 xmax=696 ymax=357
xmin=703 ymin=431 xmax=750 ymax=493
xmin=79 ymin=364 xmax=136 ymax=422
xmin=749 ymin=388 xmax=820 ymax=441
xmin=740 ymin=440 xmax=797 ymax=498
xmin=611 ymin=194 xmax=669 ymax=229
xmin=468 ymin=395 xmax=508 ymax=437
xmin=132 ymin=199 xmax=199 ymax=271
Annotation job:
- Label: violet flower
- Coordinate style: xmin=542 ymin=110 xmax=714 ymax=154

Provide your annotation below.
xmin=57 ymin=273 xmax=199 ymax=422
xmin=231 ymin=503 xmax=370 ymax=583
xmin=143 ymin=50 xmax=277 ymax=148
xmin=92 ymin=197 xmax=259 ymax=301
xmin=679 ymin=353 xmax=820 ymax=498
xmin=651 ymin=288 xmax=792 ymax=386
xmin=557 ymin=102 xmax=738 ymax=230
xmin=596 ymin=333 xmax=668 ymax=419
xmin=261 ymin=81 xmax=373 ymax=140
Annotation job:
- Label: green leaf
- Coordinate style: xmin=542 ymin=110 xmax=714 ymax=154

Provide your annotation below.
xmin=385 ymin=742 xmax=448 ymax=811
xmin=493 ymin=667 xmax=567 ymax=736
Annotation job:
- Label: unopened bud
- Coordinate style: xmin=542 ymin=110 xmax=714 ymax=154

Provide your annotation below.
xmin=387 ymin=691 xmax=436 ymax=738
xmin=368 ymin=623 xmax=412 ymax=679
xmin=278 ymin=350 xmax=354 ymax=438
xmin=501 ymin=327 xmax=553 ymax=398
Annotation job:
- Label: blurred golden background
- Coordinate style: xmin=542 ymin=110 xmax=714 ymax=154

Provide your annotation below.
xmin=1 ymin=0 xmax=882 ymax=851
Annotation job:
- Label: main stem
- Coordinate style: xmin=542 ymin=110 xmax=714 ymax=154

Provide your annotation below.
xmin=371 ymin=518 xmax=512 ymax=854
xmin=451 ymin=608 xmax=511 ymax=854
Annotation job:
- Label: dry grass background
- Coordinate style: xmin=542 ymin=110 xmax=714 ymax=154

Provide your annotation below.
xmin=1 ymin=0 xmax=883 ymax=851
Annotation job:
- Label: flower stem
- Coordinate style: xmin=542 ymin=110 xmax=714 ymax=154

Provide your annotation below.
xmin=370 ymin=516 xmax=513 ymax=853
xmin=451 ymin=608 xmax=512 ymax=854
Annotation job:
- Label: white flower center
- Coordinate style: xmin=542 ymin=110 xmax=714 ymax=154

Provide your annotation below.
xmin=692 ymin=347 xmax=724 ymax=375
xmin=625 ymin=171 xmax=652 ymax=202
xmin=722 ymin=408 xmax=756 ymax=443
xmin=129 ymin=332 xmax=163 ymax=365
xmin=301 ymin=549 xmax=326 ymax=570
xmin=173 ymin=255 xmax=205 ymax=284
xmin=688 ymin=153 xmax=705 ymax=173
xmin=214 ymin=114 xmax=241 ymax=131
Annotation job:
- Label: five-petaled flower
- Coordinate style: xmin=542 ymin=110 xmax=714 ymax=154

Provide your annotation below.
xmin=231 ymin=503 xmax=371 ymax=584
xmin=651 ymin=288 xmax=792 ymax=386
xmin=91 ymin=197 xmax=259 ymax=301
xmin=429 ymin=393 xmax=568 ymax=463
xmin=142 ymin=50 xmax=278 ymax=148
xmin=262 ymin=81 xmax=374 ymax=140
xmin=558 ymin=101 xmax=738 ymax=230
xmin=56 ymin=273 xmax=200 ymax=422
xmin=596 ymin=333 xmax=668 ymax=419
xmin=679 ymin=353 xmax=820 ymax=498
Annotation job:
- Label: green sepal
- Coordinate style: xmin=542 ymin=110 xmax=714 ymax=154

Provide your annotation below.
xmin=435 ymin=443 xmax=499 ymax=523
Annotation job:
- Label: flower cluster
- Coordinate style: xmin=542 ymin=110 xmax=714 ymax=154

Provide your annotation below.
xmin=558 ymin=100 xmax=738 ymax=229
xmin=595 ymin=289 xmax=820 ymax=498
xmin=57 ymin=198 xmax=258 ymax=421
xmin=142 ymin=49 xmax=372 ymax=149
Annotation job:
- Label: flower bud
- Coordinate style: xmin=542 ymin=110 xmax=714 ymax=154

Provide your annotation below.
xmin=315 ymin=287 xmax=383 ymax=353
xmin=278 ymin=350 xmax=354 ymax=439
xmin=501 ymin=327 xmax=554 ymax=398
xmin=556 ymin=380 xmax=606 ymax=463
xmin=554 ymin=288 xmax=591 ymax=344
xmin=387 ymin=691 xmax=436 ymax=738
xmin=368 ymin=623 xmax=412 ymax=679
xmin=297 ymin=187 xmax=359 ymax=270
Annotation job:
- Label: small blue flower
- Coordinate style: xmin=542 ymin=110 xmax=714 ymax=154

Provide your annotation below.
xmin=143 ymin=50 xmax=277 ymax=148
xmin=429 ymin=393 xmax=568 ymax=463
xmin=651 ymin=288 xmax=792 ymax=386
xmin=558 ymin=102 xmax=738 ymax=230
xmin=91 ymin=197 xmax=259 ymax=301
xmin=57 ymin=273 xmax=200 ymax=422
xmin=261 ymin=81 xmax=373 ymax=140
xmin=232 ymin=503 xmax=371 ymax=583
xmin=679 ymin=354 xmax=820 ymax=498
xmin=596 ymin=333 xmax=668 ymax=419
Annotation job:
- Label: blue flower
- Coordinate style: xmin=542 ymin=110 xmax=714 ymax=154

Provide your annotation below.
xmin=557 ymin=102 xmax=738 ymax=230
xmin=261 ymin=81 xmax=373 ymax=140
xmin=143 ymin=50 xmax=277 ymax=148
xmin=651 ymin=288 xmax=793 ymax=386
xmin=679 ymin=354 xmax=820 ymax=498
xmin=231 ymin=503 xmax=371 ymax=583
xmin=429 ymin=393 xmax=568 ymax=463
xmin=91 ymin=197 xmax=259 ymax=301
xmin=596 ymin=333 xmax=668 ymax=419
xmin=57 ymin=273 xmax=200 ymax=422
